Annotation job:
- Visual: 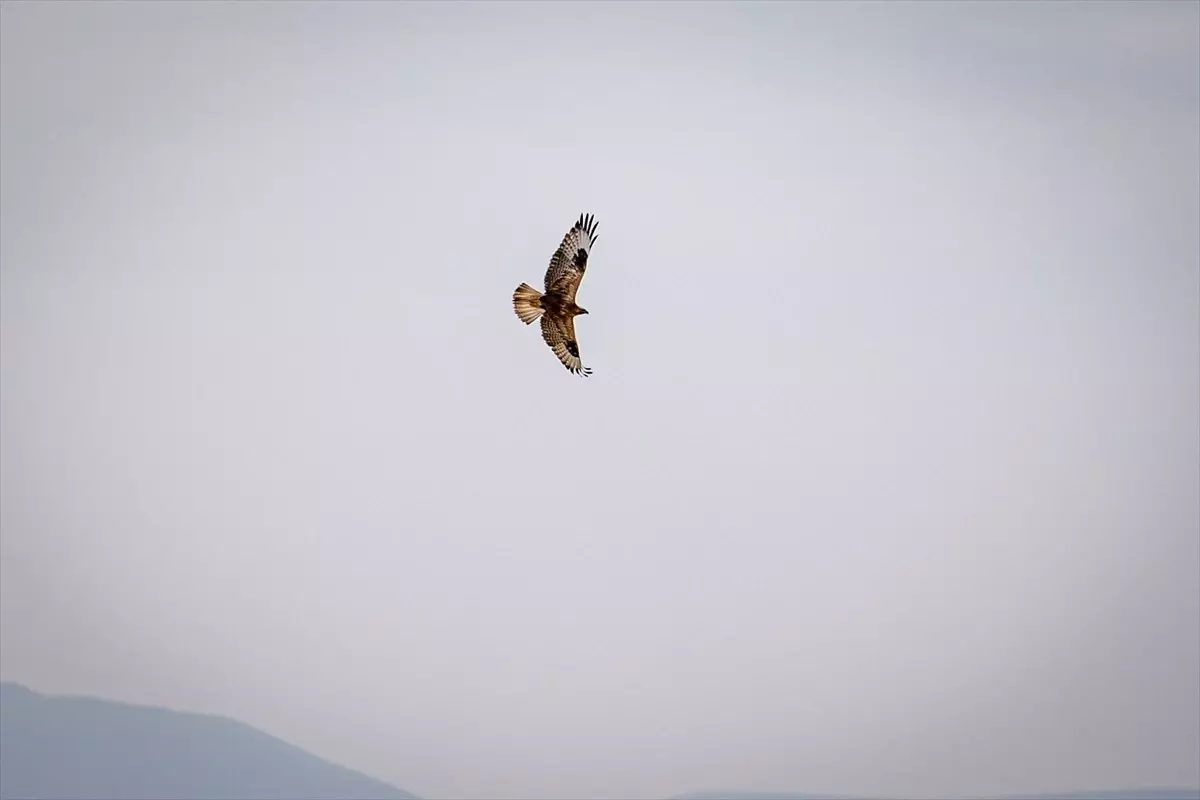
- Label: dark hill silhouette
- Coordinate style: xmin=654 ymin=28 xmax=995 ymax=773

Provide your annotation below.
xmin=0 ymin=682 xmax=417 ymax=800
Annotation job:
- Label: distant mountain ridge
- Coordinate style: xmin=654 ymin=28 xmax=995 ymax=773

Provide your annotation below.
xmin=0 ymin=682 xmax=418 ymax=800
xmin=2 ymin=681 xmax=1195 ymax=800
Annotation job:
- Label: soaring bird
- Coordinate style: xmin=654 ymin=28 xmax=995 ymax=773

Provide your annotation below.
xmin=512 ymin=213 xmax=599 ymax=376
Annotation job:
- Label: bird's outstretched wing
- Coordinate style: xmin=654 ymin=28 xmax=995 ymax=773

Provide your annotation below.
xmin=543 ymin=213 xmax=599 ymax=303
xmin=540 ymin=313 xmax=591 ymax=376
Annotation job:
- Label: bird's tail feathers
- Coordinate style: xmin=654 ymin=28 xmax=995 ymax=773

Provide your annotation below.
xmin=512 ymin=283 xmax=544 ymax=324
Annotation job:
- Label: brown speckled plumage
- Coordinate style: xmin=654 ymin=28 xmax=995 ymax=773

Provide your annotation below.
xmin=512 ymin=213 xmax=599 ymax=377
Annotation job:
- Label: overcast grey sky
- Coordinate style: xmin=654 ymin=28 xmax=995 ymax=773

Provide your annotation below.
xmin=1 ymin=1 xmax=1197 ymax=799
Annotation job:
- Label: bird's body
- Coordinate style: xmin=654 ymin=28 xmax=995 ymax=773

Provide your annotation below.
xmin=536 ymin=290 xmax=587 ymax=320
xmin=512 ymin=213 xmax=599 ymax=376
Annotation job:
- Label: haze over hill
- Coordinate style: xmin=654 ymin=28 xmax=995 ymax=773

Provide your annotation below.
xmin=2 ymin=682 xmax=1197 ymax=800
xmin=0 ymin=683 xmax=418 ymax=800
xmin=674 ymin=789 xmax=1200 ymax=800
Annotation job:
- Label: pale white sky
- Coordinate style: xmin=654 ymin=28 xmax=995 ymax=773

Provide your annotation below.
xmin=1 ymin=2 xmax=1197 ymax=799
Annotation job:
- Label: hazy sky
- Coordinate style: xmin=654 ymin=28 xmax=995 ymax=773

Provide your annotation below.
xmin=1 ymin=2 xmax=1198 ymax=799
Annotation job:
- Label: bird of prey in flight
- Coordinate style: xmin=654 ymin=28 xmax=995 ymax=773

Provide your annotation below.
xmin=512 ymin=213 xmax=599 ymax=377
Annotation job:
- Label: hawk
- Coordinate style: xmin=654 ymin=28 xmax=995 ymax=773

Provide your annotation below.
xmin=512 ymin=213 xmax=599 ymax=376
